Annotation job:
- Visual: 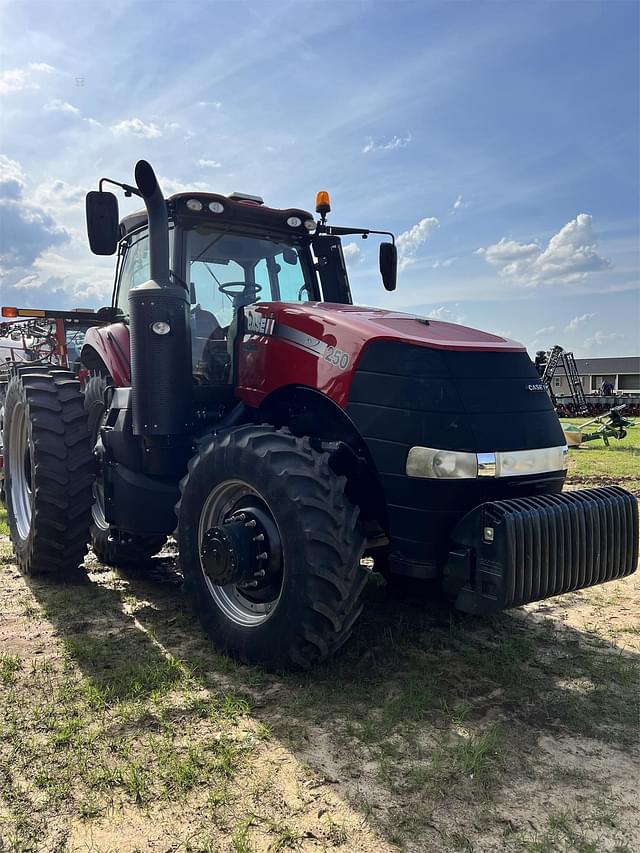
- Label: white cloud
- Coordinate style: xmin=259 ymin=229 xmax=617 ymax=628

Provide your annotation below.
xmin=84 ymin=117 xmax=102 ymax=128
xmin=0 ymin=62 xmax=55 ymax=95
xmin=565 ymin=312 xmax=595 ymax=331
xmin=362 ymin=133 xmax=412 ymax=154
xmin=33 ymin=179 xmax=85 ymax=210
xmin=342 ymin=242 xmax=361 ymax=260
xmin=13 ymin=273 xmax=41 ymax=289
xmin=197 ymin=101 xmax=222 ymax=109
xmin=452 ymin=194 xmax=470 ymax=211
xmin=430 ymin=257 xmax=456 ymax=269
xmin=583 ymin=330 xmax=624 ymax=350
xmin=111 ymin=118 xmax=163 ymax=139
xmin=157 ymin=176 xmax=210 ymax=196
xmin=477 ymin=214 xmax=610 ymax=287
xmin=44 ymin=99 xmax=80 ymax=116
xmin=29 ymin=63 xmax=56 ymax=74
xmin=0 ymin=155 xmax=27 ymax=197
xmin=396 ymin=216 xmax=440 ymax=270
xmin=198 ymin=159 xmax=222 ymax=169
xmin=427 ymin=305 xmax=465 ymax=324
xmin=534 ymin=325 xmax=556 ymax=336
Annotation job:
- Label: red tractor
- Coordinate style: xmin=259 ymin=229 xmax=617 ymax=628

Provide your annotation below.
xmin=1 ymin=161 xmax=637 ymax=669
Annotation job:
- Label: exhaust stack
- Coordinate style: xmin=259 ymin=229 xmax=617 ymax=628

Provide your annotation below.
xmin=134 ymin=160 xmax=170 ymax=285
xmin=128 ymin=160 xmax=192 ymax=443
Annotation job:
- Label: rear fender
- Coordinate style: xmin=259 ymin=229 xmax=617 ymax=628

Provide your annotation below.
xmin=81 ymin=323 xmax=131 ymax=386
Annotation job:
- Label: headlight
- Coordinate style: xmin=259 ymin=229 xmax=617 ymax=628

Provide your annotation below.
xmin=406 ymin=447 xmax=478 ymax=479
xmin=496 ymin=446 xmax=568 ymax=477
xmin=406 ymin=445 xmax=568 ymax=479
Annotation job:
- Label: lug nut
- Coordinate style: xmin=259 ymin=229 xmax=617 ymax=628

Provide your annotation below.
xmin=245 ymin=519 xmax=257 ymax=528
xmin=253 ymin=533 xmax=265 ymax=542
xmin=256 ymin=551 xmax=268 ymax=561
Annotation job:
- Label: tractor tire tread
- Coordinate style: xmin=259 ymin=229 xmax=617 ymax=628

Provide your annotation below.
xmin=177 ymin=425 xmax=367 ymax=670
xmin=3 ymin=370 xmax=94 ymax=577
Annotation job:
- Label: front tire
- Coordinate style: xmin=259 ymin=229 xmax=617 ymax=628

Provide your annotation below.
xmin=177 ymin=426 xmax=367 ymax=670
xmin=3 ymin=367 xmax=94 ymax=575
xmin=84 ymin=373 xmax=165 ymax=567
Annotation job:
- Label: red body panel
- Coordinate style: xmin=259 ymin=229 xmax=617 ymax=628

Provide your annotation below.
xmin=83 ymin=323 xmax=131 ymax=386
xmin=236 ymin=303 xmax=526 ymax=410
xmin=83 ymin=305 xmax=525 ymax=411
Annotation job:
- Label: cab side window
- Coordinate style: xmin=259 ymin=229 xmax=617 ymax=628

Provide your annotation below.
xmin=116 ymin=230 xmax=149 ymax=315
xmin=115 ymin=227 xmax=174 ymax=315
xmin=272 ymin=248 xmax=308 ymax=302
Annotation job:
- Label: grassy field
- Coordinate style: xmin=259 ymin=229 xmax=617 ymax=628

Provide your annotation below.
xmin=0 ymin=456 xmax=639 ymax=852
xmin=561 ymin=419 xmax=640 ymax=487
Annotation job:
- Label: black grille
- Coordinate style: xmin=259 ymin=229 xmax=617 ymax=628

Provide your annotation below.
xmin=346 ymin=340 xmax=567 ymax=573
xmin=447 ymin=486 xmax=638 ymax=613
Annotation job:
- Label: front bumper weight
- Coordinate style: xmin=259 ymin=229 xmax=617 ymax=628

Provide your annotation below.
xmin=444 ymin=486 xmax=638 ymax=614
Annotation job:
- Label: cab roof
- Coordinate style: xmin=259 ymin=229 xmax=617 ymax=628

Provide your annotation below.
xmin=120 ymin=192 xmax=315 ymax=239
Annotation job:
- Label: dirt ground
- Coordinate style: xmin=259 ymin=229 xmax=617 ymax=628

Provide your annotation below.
xmin=0 ymin=495 xmax=638 ymax=853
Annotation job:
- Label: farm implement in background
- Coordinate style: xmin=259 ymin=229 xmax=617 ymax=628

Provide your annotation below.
xmin=563 ymin=404 xmax=637 ymax=447
xmin=0 ymin=306 xmax=112 ymax=373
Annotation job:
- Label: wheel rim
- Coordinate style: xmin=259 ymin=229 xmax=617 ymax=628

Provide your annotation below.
xmin=197 ymin=479 xmax=284 ymax=627
xmin=88 ymin=397 xmax=108 ymax=531
xmin=92 ymin=477 xmax=108 ymax=531
xmin=9 ymin=401 xmax=33 ymax=540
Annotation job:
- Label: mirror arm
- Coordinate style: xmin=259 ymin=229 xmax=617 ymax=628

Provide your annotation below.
xmin=316 ymin=224 xmax=395 ymax=245
xmin=98 ymin=177 xmax=142 ymax=199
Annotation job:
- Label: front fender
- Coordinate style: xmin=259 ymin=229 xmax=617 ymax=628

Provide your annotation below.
xmin=81 ymin=322 xmax=131 ymax=386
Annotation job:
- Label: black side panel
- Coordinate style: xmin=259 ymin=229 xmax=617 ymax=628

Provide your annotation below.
xmin=129 ymin=284 xmax=192 ymax=436
xmin=347 ymin=341 xmax=567 ymax=573
xmin=106 ymin=464 xmax=179 ymax=536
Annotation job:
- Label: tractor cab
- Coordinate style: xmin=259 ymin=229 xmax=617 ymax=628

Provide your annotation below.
xmin=114 ymin=193 xmax=322 ymax=390
xmin=86 ymin=171 xmax=397 ymax=404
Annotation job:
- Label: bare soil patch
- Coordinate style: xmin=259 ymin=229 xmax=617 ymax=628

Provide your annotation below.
xmin=0 ymin=511 xmax=638 ymax=852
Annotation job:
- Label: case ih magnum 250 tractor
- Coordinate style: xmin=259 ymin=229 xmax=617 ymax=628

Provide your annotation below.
xmin=2 ymin=161 xmax=637 ymax=669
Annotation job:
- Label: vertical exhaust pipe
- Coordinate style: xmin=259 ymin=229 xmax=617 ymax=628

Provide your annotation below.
xmin=134 ymin=160 xmax=170 ymax=285
xmin=129 ymin=160 xmax=192 ymax=443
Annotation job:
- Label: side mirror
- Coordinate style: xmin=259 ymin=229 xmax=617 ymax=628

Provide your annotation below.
xmin=379 ymin=242 xmax=397 ymax=292
xmin=96 ymin=305 xmax=125 ymax=323
xmin=86 ymin=191 xmax=119 ymax=255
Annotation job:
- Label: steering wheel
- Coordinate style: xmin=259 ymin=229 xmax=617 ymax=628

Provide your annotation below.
xmin=219 ymin=281 xmax=262 ymax=298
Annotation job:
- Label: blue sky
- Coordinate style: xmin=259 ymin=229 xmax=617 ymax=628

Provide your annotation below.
xmin=1 ymin=0 xmax=638 ymax=357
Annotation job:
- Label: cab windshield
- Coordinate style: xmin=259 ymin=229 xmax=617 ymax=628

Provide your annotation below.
xmin=185 ymin=226 xmax=316 ymax=383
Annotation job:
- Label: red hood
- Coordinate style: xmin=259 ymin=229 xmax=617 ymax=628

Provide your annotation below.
xmin=278 ymin=302 xmax=525 ymax=353
xmin=236 ymin=301 xmax=526 ymax=409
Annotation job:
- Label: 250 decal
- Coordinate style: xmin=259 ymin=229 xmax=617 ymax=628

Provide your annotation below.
xmin=323 ymin=345 xmax=350 ymax=370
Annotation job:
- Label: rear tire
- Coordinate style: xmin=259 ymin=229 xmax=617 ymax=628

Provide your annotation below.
xmin=177 ymin=426 xmax=367 ymax=670
xmin=84 ymin=373 xmax=166 ymax=567
xmin=3 ymin=367 xmax=94 ymax=576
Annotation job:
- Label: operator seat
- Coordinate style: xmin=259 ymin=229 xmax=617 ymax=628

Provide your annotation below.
xmin=191 ymin=306 xmax=222 ymax=363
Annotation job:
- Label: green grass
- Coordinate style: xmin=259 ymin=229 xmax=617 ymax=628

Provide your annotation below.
xmin=0 ymin=451 xmax=637 ymax=852
xmin=0 ymin=503 xmax=8 ymax=536
xmin=561 ymin=418 xmax=640 ymax=481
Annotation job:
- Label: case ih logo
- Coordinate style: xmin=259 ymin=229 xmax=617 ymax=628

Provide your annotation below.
xmin=246 ymin=309 xmax=275 ymax=336
xmin=527 ymin=383 xmax=546 ymax=392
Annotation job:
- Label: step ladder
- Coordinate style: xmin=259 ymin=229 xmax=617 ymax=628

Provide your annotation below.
xmin=540 ymin=345 xmax=589 ymax=416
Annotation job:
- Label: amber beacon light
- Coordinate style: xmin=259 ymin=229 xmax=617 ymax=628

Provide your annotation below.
xmin=315 ymin=190 xmax=331 ymax=222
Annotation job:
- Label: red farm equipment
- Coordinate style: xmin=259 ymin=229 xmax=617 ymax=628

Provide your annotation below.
xmin=1 ymin=160 xmax=637 ymax=669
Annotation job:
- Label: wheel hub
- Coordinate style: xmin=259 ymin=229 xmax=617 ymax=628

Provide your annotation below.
xmin=200 ymin=505 xmax=280 ymax=588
